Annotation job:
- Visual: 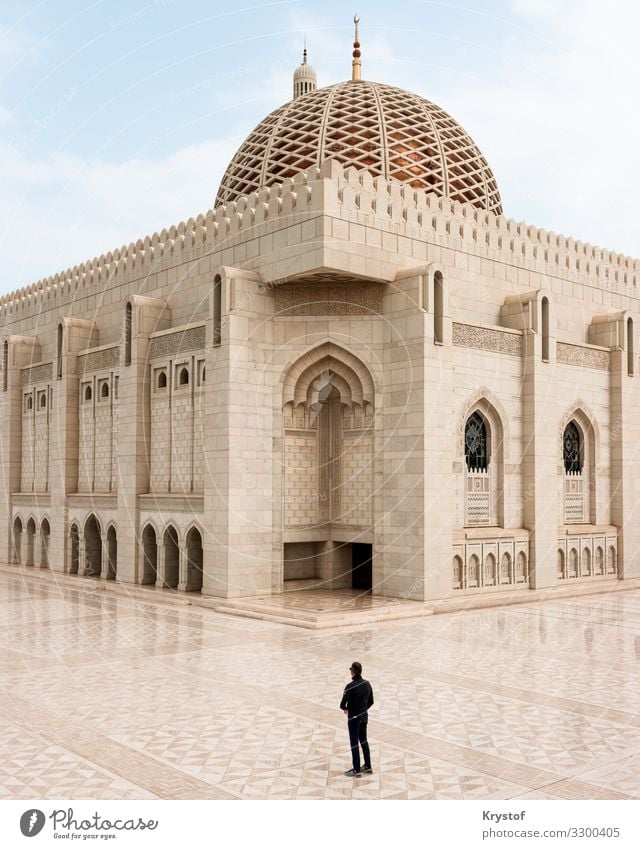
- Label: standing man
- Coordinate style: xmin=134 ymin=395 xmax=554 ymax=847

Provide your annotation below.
xmin=340 ymin=661 xmax=374 ymax=776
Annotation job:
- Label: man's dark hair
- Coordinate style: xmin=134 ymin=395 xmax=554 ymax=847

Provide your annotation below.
xmin=350 ymin=661 xmax=362 ymax=676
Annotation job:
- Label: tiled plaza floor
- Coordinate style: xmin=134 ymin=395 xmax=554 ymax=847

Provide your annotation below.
xmin=1 ymin=571 xmax=640 ymax=800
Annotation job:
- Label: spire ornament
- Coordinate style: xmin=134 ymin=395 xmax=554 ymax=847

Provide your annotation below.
xmin=352 ymin=14 xmax=362 ymax=81
xmin=292 ymin=40 xmax=317 ymax=99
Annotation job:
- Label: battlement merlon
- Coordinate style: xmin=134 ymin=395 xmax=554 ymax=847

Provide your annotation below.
xmin=1 ymin=158 xmax=640 ymax=323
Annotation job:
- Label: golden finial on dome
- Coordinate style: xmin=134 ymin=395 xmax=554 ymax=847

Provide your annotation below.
xmin=352 ymin=14 xmax=362 ymax=81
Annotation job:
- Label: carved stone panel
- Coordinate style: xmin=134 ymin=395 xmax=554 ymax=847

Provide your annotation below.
xmin=452 ymin=323 xmax=522 ymax=356
xmin=78 ymin=347 xmax=119 ymax=374
xmin=22 ymin=362 xmax=52 ymax=386
xmin=149 ymin=325 xmax=206 ymax=359
xmin=275 ymin=282 xmax=383 ymax=316
xmin=557 ymin=342 xmax=609 ymax=370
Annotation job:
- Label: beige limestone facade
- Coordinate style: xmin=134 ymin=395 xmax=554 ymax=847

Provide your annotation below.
xmin=2 ymin=60 xmax=640 ymax=606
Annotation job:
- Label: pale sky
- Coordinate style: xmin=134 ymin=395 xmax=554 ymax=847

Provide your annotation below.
xmin=0 ymin=0 xmax=638 ymax=292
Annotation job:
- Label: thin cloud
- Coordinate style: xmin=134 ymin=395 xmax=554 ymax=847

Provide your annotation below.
xmin=1 ymin=1 xmax=638 ymax=293
xmin=0 ymin=135 xmax=241 ymax=290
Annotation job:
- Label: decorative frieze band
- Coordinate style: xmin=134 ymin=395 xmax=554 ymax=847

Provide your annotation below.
xmin=452 ymin=323 xmax=522 ymax=356
xmin=275 ymin=281 xmax=383 ymax=316
xmin=149 ymin=325 xmax=206 ymax=359
xmin=556 ymin=342 xmax=609 ymax=371
xmin=21 ymin=362 xmax=52 ymax=386
xmin=78 ymin=346 xmax=119 ymax=374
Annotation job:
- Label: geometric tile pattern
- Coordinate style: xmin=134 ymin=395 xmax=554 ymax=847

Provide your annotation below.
xmin=2 ymin=571 xmax=640 ymax=800
xmin=215 ymin=81 xmax=502 ymax=213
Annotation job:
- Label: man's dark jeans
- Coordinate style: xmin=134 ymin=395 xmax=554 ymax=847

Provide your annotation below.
xmin=348 ymin=713 xmax=371 ymax=772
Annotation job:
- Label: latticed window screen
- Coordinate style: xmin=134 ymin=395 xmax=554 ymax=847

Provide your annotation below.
xmin=216 ymin=81 xmax=502 ymax=213
xmin=563 ymin=421 xmax=582 ymax=473
xmin=465 ymin=412 xmax=488 ymax=471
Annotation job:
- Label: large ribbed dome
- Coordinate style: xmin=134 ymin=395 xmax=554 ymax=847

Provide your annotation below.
xmin=216 ymin=80 xmax=502 ymax=213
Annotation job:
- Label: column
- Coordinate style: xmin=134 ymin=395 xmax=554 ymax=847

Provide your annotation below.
xmin=156 ymin=539 xmax=167 ymax=589
xmin=49 ymin=318 xmax=95 ymax=574
xmin=115 ymin=296 xmax=170 ymax=584
xmin=203 ymin=267 xmax=275 ymax=598
xmin=0 ymin=335 xmax=39 ymax=564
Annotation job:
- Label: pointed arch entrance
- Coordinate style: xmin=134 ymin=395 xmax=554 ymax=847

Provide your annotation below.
xmin=12 ymin=517 xmax=22 ymax=565
xmin=84 ymin=515 xmax=102 ymax=577
xmin=281 ymin=343 xmax=376 ymax=592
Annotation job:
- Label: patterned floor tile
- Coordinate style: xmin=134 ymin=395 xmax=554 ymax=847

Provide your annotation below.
xmin=2 ymin=572 xmax=640 ymax=799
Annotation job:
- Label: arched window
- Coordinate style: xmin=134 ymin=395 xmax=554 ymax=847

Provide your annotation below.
xmin=541 ymin=296 xmax=550 ymax=362
xmin=563 ymin=421 xmax=582 ymax=473
xmin=434 ymin=270 xmax=444 ymax=345
xmin=100 ymin=382 xmax=109 ymax=398
xmin=484 ymin=553 xmax=496 ymax=586
xmin=628 ymin=317 xmax=634 ymax=377
xmin=516 ymin=552 xmax=527 ymax=582
xmin=57 ymin=323 xmax=63 ymax=379
xmin=582 ymin=547 xmax=591 ymax=577
xmin=569 ymin=548 xmax=578 ymax=578
xmin=467 ymin=554 xmax=479 ymax=587
xmin=39 ymin=393 xmax=46 ymax=409
xmin=157 ymin=370 xmax=167 ymax=389
xmin=124 ymin=302 xmax=132 ymax=366
xmin=84 ymin=385 xmax=92 ymax=402
xmin=452 ymin=556 xmax=462 ymax=590
xmin=557 ymin=549 xmax=565 ymax=579
xmin=179 ymin=367 xmax=189 ymax=386
xmin=595 ymin=546 xmax=604 ymax=575
xmin=465 ymin=412 xmax=488 ymax=471
xmin=500 ymin=552 xmax=512 ymax=584
xmin=27 ymin=395 xmax=33 ymax=411
xmin=213 ymin=274 xmax=222 ymax=346
xmin=607 ymin=546 xmax=616 ymax=574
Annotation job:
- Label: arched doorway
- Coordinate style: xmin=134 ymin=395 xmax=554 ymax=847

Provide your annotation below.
xmin=40 ymin=519 xmax=50 ymax=569
xmin=69 ymin=524 xmax=79 ymax=574
xmin=12 ymin=517 xmax=22 ymax=564
xmin=281 ymin=343 xmax=375 ymax=591
xmin=185 ymin=527 xmax=203 ymax=593
xmin=163 ymin=526 xmax=179 ymax=589
xmin=25 ymin=518 xmax=36 ymax=567
xmin=84 ymin=515 xmax=102 ymax=577
xmin=106 ymin=526 xmax=117 ymax=581
xmin=141 ymin=524 xmax=157 ymax=585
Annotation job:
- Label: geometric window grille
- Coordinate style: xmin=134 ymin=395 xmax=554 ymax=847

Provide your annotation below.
xmin=465 ymin=412 xmax=488 ymax=471
xmin=563 ymin=421 xmax=582 ymax=473
xmin=215 ymin=80 xmax=502 ymax=214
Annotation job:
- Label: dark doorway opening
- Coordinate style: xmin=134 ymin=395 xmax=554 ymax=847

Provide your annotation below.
xmin=351 ymin=543 xmax=372 ymax=591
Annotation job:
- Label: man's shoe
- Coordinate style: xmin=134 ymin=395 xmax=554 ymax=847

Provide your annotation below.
xmin=360 ymin=766 xmax=373 ymax=774
xmin=343 ymin=768 xmax=361 ymax=777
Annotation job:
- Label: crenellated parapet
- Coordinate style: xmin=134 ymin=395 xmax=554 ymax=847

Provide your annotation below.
xmin=2 ymin=159 xmax=640 ymax=323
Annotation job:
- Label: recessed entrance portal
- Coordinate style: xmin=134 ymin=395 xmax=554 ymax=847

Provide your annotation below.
xmin=351 ymin=543 xmax=372 ymax=591
xmin=281 ymin=343 xmax=376 ymax=597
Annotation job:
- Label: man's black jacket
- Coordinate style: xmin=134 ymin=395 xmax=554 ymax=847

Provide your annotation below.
xmin=340 ymin=675 xmax=374 ymax=718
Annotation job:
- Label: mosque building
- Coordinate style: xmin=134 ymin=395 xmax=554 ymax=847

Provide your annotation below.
xmin=2 ymin=19 xmax=638 ymax=609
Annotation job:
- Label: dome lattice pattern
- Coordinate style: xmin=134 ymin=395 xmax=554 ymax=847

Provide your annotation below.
xmin=216 ymin=80 xmax=501 ymax=213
